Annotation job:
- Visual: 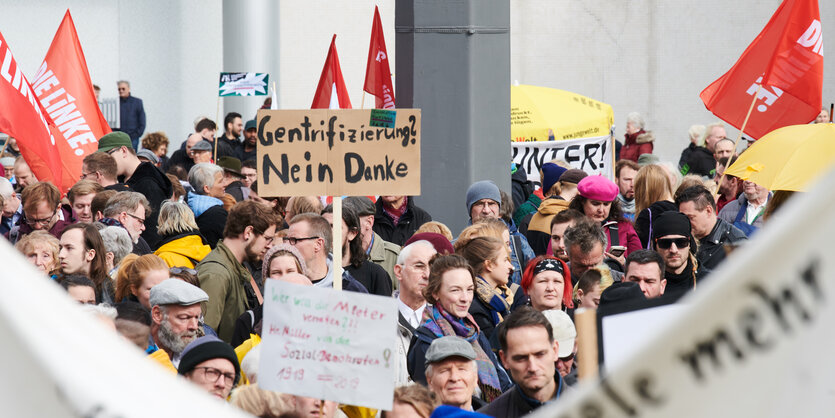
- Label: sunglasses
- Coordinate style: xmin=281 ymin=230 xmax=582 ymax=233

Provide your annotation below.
xmin=655 ymin=237 xmax=690 ymax=250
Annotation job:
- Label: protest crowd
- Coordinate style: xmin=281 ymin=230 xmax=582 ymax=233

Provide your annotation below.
xmin=5 ymin=88 xmax=830 ymax=417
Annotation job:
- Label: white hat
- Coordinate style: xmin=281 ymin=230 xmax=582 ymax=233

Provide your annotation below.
xmin=542 ymin=309 xmax=577 ymax=358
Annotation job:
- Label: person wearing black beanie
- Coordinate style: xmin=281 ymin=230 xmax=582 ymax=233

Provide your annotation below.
xmin=651 ymin=211 xmax=701 ymax=295
xmin=178 ymin=335 xmax=240 ymax=400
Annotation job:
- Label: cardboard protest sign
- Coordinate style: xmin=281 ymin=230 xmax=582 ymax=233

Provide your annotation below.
xmin=219 ymin=72 xmax=269 ymax=96
xmin=531 ymin=166 xmax=835 ymax=417
xmin=256 ymin=109 xmax=421 ymax=197
xmin=512 ymin=135 xmax=614 ymax=183
xmin=259 ymin=280 xmax=397 ymax=410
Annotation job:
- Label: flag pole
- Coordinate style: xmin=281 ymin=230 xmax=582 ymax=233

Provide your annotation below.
xmin=214 ymin=96 xmax=221 ymax=162
xmin=715 ymin=86 xmax=760 ymax=196
xmin=360 ymin=91 xmax=366 ymax=110
xmin=332 ymin=196 xmax=343 ymax=291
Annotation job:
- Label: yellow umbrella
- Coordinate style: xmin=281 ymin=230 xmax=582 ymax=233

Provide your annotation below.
xmin=511 ymin=84 xmax=614 ymax=142
xmin=725 ymin=123 xmax=835 ymax=191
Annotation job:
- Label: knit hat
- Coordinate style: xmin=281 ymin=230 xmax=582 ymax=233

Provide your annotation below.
xmin=651 ymin=211 xmax=691 ymax=241
xmin=136 ymin=149 xmax=159 ymax=165
xmin=558 ymin=169 xmax=588 ymax=185
xmin=96 ymin=132 xmax=132 ymax=153
xmin=577 ymin=175 xmax=619 ymax=202
xmin=178 ymin=335 xmax=240 ymax=384
xmin=404 ymin=232 xmax=454 ymax=255
xmin=541 ymin=163 xmax=567 ymax=195
xmin=261 ymin=243 xmax=308 ymax=282
xmin=465 ymin=180 xmax=501 ymax=215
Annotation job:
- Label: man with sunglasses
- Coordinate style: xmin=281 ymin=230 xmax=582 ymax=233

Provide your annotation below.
xmin=178 ymin=335 xmax=240 ymax=400
xmin=116 ymin=80 xmax=145 ymax=150
xmin=652 ymin=211 xmax=703 ymax=295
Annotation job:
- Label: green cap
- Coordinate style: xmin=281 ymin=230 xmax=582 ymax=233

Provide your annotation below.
xmin=97 ymin=132 xmax=132 ymax=153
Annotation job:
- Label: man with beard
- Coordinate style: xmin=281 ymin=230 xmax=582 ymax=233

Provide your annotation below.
xmin=651 ymin=211 xmax=702 ymax=296
xmin=394 ymin=240 xmax=436 ymax=385
xmin=240 ymin=120 xmax=257 ymax=163
xmin=197 ymin=201 xmax=279 ymax=343
xmin=148 ymin=279 xmax=209 ymax=370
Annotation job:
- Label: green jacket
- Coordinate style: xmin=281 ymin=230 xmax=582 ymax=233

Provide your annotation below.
xmin=368 ymin=232 xmax=400 ymax=290
xmin=197 ymin=240 xmax=251 ymax=343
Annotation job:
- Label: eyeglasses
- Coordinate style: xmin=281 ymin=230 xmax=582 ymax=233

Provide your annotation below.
xmin=193 ymin=366 xmax=236 ymax=388
xmin=25 ymin=210 xmax=57 ymax=227
xmin=655 ymin=237 xmax=690 ymax=250
xmin=284 ymin=236 xmax=318 ymax=245
xmin=559 ymin=352 xmax=576 ymax=362
xmin=170 ymin=267 xmax=197 ymax=275
xmin=125 ymin=212 xmax=145 ymax=225
xmin=106 ymin=147 xmax=122 ymax=155
xmin=80 ymin=170 xmax=95 ymax=180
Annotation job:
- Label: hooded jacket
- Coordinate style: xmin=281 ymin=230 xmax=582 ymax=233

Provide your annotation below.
xmin=679 ymin=144 xmax=716 ymax=178
xmin=126 ymin=161 xmax=173 ymax=248
xmin=620 ymin=130 xmax=654 ymax=162
xmin=525 ymin=197 xmax=570 ymax=255
xmin=187 ymin=191 xmax=228 ymax=249
xmin=154 ymin=231 xmax=212 ymax=268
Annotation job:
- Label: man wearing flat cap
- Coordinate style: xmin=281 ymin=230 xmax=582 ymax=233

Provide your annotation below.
xmin=178 ymin=335 xmax=240 ymax=400
xmin=424 ymin=336 xmax=484 ymax=412
xmin=652 ymin=211 xmax=703 ymax=296
xmin=148 ymin=279 xmax=209 ymax=370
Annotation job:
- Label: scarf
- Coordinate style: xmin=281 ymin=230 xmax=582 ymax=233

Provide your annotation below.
xmin=421 ymin=304 xmax=502 ymax=401
xmin=383 ymin=198 xmax=408 ymax=226
xmin=474 ymin=276 xmax=512 ymax=327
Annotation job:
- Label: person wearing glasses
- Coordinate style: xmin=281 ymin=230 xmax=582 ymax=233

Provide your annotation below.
xmin=178 ymin=335 xmax=240 ymax=400
xmin=621 ymin=250 xmax=667 ymax=299
xmin=651 ymin=211 xmax=702 ymax=296
xmin=116 ymin=80 xmax=145 ymax=150
xmin=7 ymin=182 xmax=73 ymax=244
xmin=100 ymin=191 xmax=153 ymax=256
xmin=197 ymin=201 xmax=280 ymax=343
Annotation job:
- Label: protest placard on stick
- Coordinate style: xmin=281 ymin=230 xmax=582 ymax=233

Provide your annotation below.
xmin=256 ymin=109 xmax=421 ymax=197
xmin=259 ymin=280 xmax=397 ymax=410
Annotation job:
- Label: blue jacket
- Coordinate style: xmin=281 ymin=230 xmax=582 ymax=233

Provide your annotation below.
xmin=119 ymin=95 xmax=146 ymax=142
xmin=506 ymin=220 xmax=535 ymax=285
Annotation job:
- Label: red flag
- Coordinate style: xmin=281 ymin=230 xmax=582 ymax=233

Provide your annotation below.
xmin=700 ymin=0 xmax=823 ymax=140
xmin=363 ymin=6 xmax=395 ymax=109
xmin=312 ymin=35 xmax=352 ymax=109
xmin=0 ymin=30 xmax=63 ymax=190
xmin=33 ymin=10 xmax=110 ymax=191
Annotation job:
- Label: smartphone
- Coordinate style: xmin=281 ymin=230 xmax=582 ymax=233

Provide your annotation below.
xmin=609 ymin=246 xmax=626 ymax=257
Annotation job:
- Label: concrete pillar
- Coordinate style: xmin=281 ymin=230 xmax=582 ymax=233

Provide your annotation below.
xmin=221 ymin=0 xmax=279 ymax=126
xmin=396 ymin=0 xmax=510 ymax=234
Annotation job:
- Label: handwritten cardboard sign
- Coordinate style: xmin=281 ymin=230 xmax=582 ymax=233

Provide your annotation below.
xmin=258 ymin=280 xmax=397 ymax=410
xmin=256 ymin=109 xmax=421 ymax=197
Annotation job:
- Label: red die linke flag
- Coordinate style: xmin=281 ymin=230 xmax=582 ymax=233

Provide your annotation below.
xmin=312 ymin=34 xmax=353 ymax=109
xmin=33 ymin=10 xmax=111 ymax=188
xmin=364 ymin=6 xmax=395 ymax=109
xmin=0 ymin=30 xmax=63 ymax=190
xmin=700 ymin=0 xmax=823 ymax=140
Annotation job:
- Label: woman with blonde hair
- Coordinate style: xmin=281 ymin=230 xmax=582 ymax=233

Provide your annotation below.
xmin=414 ymin=221 xmax=454 ymax=242
xmin=229 ymin=385 xmax=294 ymax=417
xmin=115 ymin=254 xmax=170 ymax=309
xmin=155 ymin=201 xmax=211 ymax=268
xmin=15 ymin=230 xmax=60 ymax=278
xmin=633 ymin=164 xmax=678 ymax=248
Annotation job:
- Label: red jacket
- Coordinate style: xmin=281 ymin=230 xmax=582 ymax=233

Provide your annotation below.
xmin=620 ymin=130 xmax=655 ymax=162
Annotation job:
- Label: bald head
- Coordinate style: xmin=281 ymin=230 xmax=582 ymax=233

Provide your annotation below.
xmin=277 ymin=272 xmax=313 ymax=286
xmin=185 ymin=133 xmax=203 ymax=153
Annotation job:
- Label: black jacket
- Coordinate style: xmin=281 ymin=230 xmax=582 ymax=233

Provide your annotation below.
xmin=634 ymin=200 xmax=678 ymax=249
xmin=679 ymin=144 xmax=716 ymax=178
xmin=697 ymin=218 xmax=747 ymax=276
xmin=195 ymin=205 xmax=228 ymax=249
xmin=217 ymin=135 xmax=242 ymax=160
xmin=478 ymin=375 xmax=565 ymax=418
xmin=166 ymin=149 xmax=195 ymax=174
xmin=345 ymin=260 xmax=393 ymax=297
xmin=372 ymin=197 xmax=432 ymax=247
xmin=125 ymin=162 xmax=173 ymax=249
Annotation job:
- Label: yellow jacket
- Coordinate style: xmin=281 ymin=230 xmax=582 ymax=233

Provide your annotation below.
xmin=155 ymin=233 xmax=211 ymax=269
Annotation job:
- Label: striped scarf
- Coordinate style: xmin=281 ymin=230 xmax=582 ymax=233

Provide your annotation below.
xmin=421 ymin=304 xmax=502 ymax=401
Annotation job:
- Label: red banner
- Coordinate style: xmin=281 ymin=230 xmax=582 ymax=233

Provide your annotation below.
xmin=700 ymin=0 xmax=823 ymax=140
xmin=0 ymin=30 xmax=63 ymax=190
xmin=312 ymin=35 xmax=352 ymax=109
xmin=33 ymin=10 xmax=110 ymax=190
xmin=363 ymin=6 xmax=395 ymax=109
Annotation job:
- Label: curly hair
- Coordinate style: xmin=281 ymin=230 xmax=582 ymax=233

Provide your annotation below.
xmin=141 ymin=132 xmax=170 ymax=153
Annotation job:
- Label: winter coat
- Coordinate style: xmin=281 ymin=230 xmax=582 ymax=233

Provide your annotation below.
xmin=506 ymin=220 xmax=535 ymax=285
xmin=478 ymin=375 xmax=566 ymax=418
xmin=697 ymin=218 xmax=747 ymax=276
xmin=511 ymin=165 xmax=534 ymax=210
xmin=718 ymin=193 xmax=770 ymax=236
xmin=367 ymin=232 xmax=401 ymax=289
xmin=197 ymin=240 xmax=252 ymax=343
xmin=345 ymin=260 xmax=393 ymax=297
xmin=525 ymin=197 xmax=570 ymax=256
xmin=679 ymin=145 xmax=716 ymax=178
xmin=216 ymin=135 xmax=242 ymax=160
xmin=187 ymin=191 xmax=228 ymax=249
xmin=372 ymin=197 xmax=432 ymax=247
xmin=620 ymin=130 xmax=654 ymax=162
xmin=126 ymin=161 xmax=172 ymax=249
xmin=154 ymin=231 xmax=212 ymax=268
xmin=634 ymin=200 xmax=678 ymax=249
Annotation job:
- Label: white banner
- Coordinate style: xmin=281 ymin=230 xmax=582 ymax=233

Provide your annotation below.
xmin=532 ymin=167 xmax=835 ymax=417
xmin=512 ymin=135 xmax=614 ymax=184
xmin=259 ymin=280 xmax=397 ymax=410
